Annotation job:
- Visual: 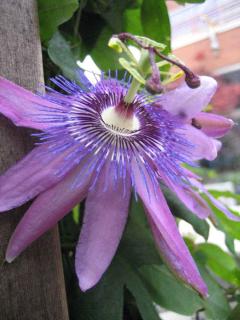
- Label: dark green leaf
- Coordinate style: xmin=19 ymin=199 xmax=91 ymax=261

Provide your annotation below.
xmin=227 ymin=303 xmax=240 ymax=320
xmin=120 ymin=198 xmax=161 ymax=267
xmin=101 ymin=0 xmax=130 ymax=32
xmin=38 ymin=0 xmax=79 ymax=42
xmin=141 ymin=0 xmax=171 ymax=53
xmin=74 ymin=259 xmax=124 ymax=320
xmin=225 ymin=234 xmax=236 ymax=255
xmin=140 ymin=265 xmax=203 ymax=315
xmin=70 ymin=255 xmax=161 ymax=320
xmin=90 ymin=26 xmax=121 ymax=70
xmin=194 ymin=257 xmax=231 ymax=320
xmin=48 ymin=31 xmax=78 ymax=79
xmin=201 ymin=267 xmax=231 ymax=320
xmin=196 ymin=243 xmax=240 ymax=286
xmin=120 ymin=257 xmax=161 ymax=320
xmin=85 ymin=0 xmax=113 ymax=14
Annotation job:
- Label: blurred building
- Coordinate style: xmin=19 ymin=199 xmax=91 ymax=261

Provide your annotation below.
xmin=167 ymin=0 xmax=240 ymax=114
xmin=167 ymin=0 xmax=240 ymax=170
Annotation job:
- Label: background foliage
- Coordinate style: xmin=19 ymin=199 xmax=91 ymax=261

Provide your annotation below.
xmin=37 ymin=0 xmax=240 ymax=319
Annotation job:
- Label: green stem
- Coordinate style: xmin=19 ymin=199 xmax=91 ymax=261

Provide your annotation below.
xmin=124 ymin=49 xmax=150 ymax=104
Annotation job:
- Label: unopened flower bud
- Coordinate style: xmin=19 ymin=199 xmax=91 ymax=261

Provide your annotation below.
xmin=185 ymin=73 xmax=201 ymax=89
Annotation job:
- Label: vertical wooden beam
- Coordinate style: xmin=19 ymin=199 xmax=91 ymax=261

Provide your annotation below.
xmin=0 ymin=1 xmax=69 ymax=319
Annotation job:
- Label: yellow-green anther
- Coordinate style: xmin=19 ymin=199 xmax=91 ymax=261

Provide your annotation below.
xmin=108 ymin=37 xmax=123 ymax=53
xmin=119 ymin=58 xmax=146 ymax=85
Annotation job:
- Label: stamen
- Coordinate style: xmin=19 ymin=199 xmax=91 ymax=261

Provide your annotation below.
xmin=114 ymin=32 xmax=201 ymax=89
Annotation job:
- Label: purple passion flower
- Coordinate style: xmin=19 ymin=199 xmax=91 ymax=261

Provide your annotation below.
xmin=0 ymin=73 xmax=236 ymax=297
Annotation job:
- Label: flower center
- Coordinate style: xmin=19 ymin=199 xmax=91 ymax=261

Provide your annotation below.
xmin=101 ymin=106 xmax=140 ymax=133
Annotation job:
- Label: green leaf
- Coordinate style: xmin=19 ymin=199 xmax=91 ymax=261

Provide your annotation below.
xmin=227 ymin=303 xmax=240 ymax=320
xmin=90 ymin=26 xmax=121 ymax=70
xmin=120 ymin=198 xmax=161 ymax=267
xmin=209 ymin=190 xmax=240 ymax=203
xmin=38 ymin=0 xmax=79 ymax=42
xmin=71 ymin=255 xmax=160 ymax=320
xmin=201 ymin=190 xmax=240 ymax=239
xmin=163 ymin=188 xmax=210 ymax=240
xmin=85 ymin=0 xmax=113 ymax=14
xmin=123 ymin=7 xmax=143 ymax=35
xmin=225 ymin=234 xmax=236 ymax=255
xmin=201 ymin=268 xmax=231 ymax=320
xmin=75 ymin=259 xmax=124 ymax=320
xmin=48 ymin=31 xmax=78 ymax=79
xmin=196 ymin=243 xmax=240 ymax=286
xmin=141 ymin=0 xmax=171 ymax=53
xmin=194 ymin=257 xmax=231 ymax=320
xmin=101 ymin=0 xmax=130 ymax=32
xmin=120 ymin=258 xmax=161 ymax=320
xmin=208 ymin=203 xmax=240 ymax=240
xmin=140 ymin=265 xmax=203 ymax=315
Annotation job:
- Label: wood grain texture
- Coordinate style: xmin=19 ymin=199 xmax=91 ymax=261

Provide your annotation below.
xmin=0 ymin=1 xmax=69 ymax=319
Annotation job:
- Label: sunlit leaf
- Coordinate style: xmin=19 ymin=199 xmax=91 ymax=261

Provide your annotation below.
xmin=195 ymin=256 xmax=231 ymax=320
xmin=123 ymin=7 xmax=143 ymax=35
xmin=140 ymin=265 xmax=203 ymax=315
xmin=141 ymin=0 xmax=171 ymax=53
xmin=196 ymin=243 xmax=240 ymax=286
xmin=208 ymin=203 xmax=240 ymax=240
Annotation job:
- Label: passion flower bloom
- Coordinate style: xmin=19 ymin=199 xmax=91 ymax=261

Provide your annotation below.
xmin=0 ymin=73 xmax=236 ymax=297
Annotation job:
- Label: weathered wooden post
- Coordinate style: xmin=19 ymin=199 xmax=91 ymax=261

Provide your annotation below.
xmin=0 ymin=1 xmax=69 ymax=319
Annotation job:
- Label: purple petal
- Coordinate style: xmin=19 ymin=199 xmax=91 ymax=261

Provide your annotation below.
xmin=0 ymin=144 xmax=77 ymax=212
xmin=194 ymin=112 xmax=234 ymax=138
xmin=190 ymin=179 xmax=240 ymax=222
xmin=182 ymin=124 xmax=218 ymax=161
xmin=162 ymin=174 xmax=211 ymax=219
xmin=5 ymin=164 xmax=91 ymax=262
xmin=75 ymin=165 xmax=131 ymax=291
xmin=0 ymin=76 xmax=61 ymax=130
xmin=212 ymin=139 xmax=222 ymax=152
xmin=160 ymin=76 xmax=217 ymax=119
xmin=133 ymin=164 xmax=208 ymax=297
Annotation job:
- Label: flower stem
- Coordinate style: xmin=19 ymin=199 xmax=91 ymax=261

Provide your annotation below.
xmin=124 ymin=49 xmax=150 ymax=104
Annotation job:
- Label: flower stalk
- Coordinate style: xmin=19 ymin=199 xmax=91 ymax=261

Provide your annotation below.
xmin=112 ymin=32 xmax=201 ymax=91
